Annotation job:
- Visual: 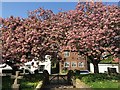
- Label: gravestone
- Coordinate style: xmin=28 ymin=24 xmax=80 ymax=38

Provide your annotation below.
xmin=107 ymin=67 xmax=117 ymax=75
xmin=11 ymin=71 xmax=23 ymax=90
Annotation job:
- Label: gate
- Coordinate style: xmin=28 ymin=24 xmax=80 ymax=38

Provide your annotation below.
xmin=43 ymin=70 xmax=75 ymax=85
xmin=49 ymin=74 xmax=68 ymax=84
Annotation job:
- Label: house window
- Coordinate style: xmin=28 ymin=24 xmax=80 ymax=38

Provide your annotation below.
xmin=64 ymin=51 xmax=70 ymax=57
xmin=71 ymin=62 xmax=77 ymax=67
xmin=78 ymin=62 xmax=84 ymax=67
xmin=64 ymin=62 xmax=70 ymax=67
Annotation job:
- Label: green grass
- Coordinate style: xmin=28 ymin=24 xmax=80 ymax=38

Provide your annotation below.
xmin=87 ymin=80 xmax=119 ymax=88
xmin=76 ymin=73 xmax=120 ymax=89
xmin=2 ymin=74 xmax=43 ymax=90
xmin=20 ymin=74 xmax=43 ymax=90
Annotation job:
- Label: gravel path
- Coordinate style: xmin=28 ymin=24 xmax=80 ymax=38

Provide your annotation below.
xmin=40 ymin=78 xmax=91 ymax=90
xmin=44 ymin=84 xmax=74 ymax=88
xmin=75 ymin=78 xmax=90 ymax=88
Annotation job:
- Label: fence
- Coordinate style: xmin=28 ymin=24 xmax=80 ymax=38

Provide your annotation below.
xmin=40 ymin=70 xmax=76 ymax=89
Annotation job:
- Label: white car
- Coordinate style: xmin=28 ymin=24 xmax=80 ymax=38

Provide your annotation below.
xmin=80 ymin=70 xmax=89 ymax=74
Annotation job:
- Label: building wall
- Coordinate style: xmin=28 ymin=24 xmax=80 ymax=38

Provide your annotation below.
xmin=59 ymin=51 xmax=88 ymax=72
xmin=90 ymin=63 xmax=119 ymax=73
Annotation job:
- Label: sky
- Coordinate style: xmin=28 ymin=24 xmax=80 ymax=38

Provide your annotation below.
xmin=1 ymin=1 xmax=119 ymax=18
xmin=2 ymin=2 xmax=77 ymax=18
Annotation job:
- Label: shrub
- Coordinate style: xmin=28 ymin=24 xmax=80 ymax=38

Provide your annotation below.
xmin=77 ymin=73 xmax=120 ymax=83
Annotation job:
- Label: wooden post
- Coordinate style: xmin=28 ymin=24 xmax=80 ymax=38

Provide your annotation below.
xmin=43 ymin=70 xmax=49 ymax=85
xmin=57 ymin=74 xmax=59 ymax=84
xmin=11 ymin=71 xmax=23 ymax=90
xmin=67 ymin=70 xmax=74 ymax=85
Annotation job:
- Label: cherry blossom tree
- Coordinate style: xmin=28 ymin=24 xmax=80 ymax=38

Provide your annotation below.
xmin=1 ymin=2 xmax=119 ymax=73
xmin=1 ymin=9 xmax=60 ymax=63
xmin=38 ymin=2 xmax=119 ymax=73
xmin=58 ymin=2 xmax=120 ymax=73
xmin=1 ymin=16 xmax=48 ymax=62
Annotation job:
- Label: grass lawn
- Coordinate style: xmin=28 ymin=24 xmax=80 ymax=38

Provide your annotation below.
xmin=2 ymin=74 xmax=43 ymax=90
xmin=76 ymin=73 xmax=120 ymax=89
xmin=87 ymin=80 xmax=119 ymax=88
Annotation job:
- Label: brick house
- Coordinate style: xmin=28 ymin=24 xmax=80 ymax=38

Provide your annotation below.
xmin=59 ymin=50 xmax=88 ymax=73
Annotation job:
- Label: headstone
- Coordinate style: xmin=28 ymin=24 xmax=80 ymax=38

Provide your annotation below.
xmin=107 ymin=67 xmax=117 ymax=75
xmin=11 ymin=71 xmax=23 ymax=90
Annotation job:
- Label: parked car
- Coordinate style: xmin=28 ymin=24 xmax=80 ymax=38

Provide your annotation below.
xmin=80 ymin=70 xmax=89 ymax=74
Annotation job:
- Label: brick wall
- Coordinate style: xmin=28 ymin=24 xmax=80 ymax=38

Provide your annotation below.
xmin=59 ymin=51 xmax=88 ymax=72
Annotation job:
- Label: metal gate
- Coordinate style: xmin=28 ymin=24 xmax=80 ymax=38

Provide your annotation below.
xmin=49 ymin=74 xmax=68 ymax=84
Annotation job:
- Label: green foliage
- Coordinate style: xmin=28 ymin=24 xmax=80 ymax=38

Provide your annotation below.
xmin=61 ymin=68 xmax=68 ymax=74
xmin=20 ymin=74 xmax=43 ymax=90
xmin=2 ymin=74 xmax=43 ymax=90
xmin=78 ymin=73 xmax=120 ymax=82
xmin=2 ymin=76 xmax=13 ymax=90
xmin=100 ymin=56 xmax=118 ymax=64
xmin=100 ymin=56 xmax=113 ymax=63
xmin=76 ymin=73 xmax=120 ymax=88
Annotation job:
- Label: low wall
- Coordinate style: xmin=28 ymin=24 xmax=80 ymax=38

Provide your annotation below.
xmin=90 ymin=63 xmax=119 ymax=73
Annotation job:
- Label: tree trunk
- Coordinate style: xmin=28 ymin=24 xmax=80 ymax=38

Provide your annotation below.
xmin=93 ymin=63 xmax=99 ymax=73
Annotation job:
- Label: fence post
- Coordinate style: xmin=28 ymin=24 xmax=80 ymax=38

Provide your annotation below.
xmin=67 ymin=70 xmax=74 ymax=85
xmin=43 ymin=70 xmax=49 ymax=85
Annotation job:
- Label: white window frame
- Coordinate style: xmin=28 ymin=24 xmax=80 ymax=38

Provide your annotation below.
xmin=78 ymin=62 xmax=84 ymax=68
xmin=64 ymin=51 xmax=70 ymax=57
xmin=71 ymin=62 xmax=77 ymax=67
xmin=64 ymin=62 xmax=70 ymax=67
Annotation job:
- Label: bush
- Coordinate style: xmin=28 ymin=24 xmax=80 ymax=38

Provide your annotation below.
xmin=20 ymin=74 xmax=43 ymax=89
xmin=2 ymin=76 xmax=13 ymax=90
xmin=77 ymin=73 xmax=120 ymax=83
xmin=74 ymin=70 xmax=80 ymax=75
